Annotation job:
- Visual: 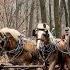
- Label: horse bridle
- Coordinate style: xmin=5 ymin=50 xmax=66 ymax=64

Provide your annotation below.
xmin=0 ymin=34 xmax=8 ymax=54
xmin=36 ymin=28 xmax=48 ymax=41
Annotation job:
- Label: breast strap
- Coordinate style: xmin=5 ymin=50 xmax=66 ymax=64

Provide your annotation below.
xmin=6 ymin=35 xmax=24 ymax=56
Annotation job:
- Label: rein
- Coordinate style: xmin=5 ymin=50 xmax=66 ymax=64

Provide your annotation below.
xmin=6 ymin=41 xmax=23 ymax=55
xmin=39 ymin=43 xmax=56 ymax=61
xmin=36 ymin=28 xmax=45 ymax=31
xmin=7 ymin=35 xmax=24 ymax=54
xmin=2 ymin=35 xmax=25 ymax=62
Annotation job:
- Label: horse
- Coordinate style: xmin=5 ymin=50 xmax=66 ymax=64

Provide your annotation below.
xmin=0 ymin=27 xmax=39 ymax=68
xmin=0 ymin=26 xmax=58 ymax=70
xmin=32 ymin=23 xmax=57 ymax=70
xmin=33 ymin=23 xmax=70 ymax=70
xmin=0 ymin=26 xmax=69 ymax=70
xmin=60 ymin=27 xmax=70 ymax=70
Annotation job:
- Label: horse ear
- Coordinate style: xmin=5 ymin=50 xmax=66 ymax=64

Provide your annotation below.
xmin=32 ymin=29 xmax=36 ymax=36
xmin=43 ymin=23 xmax=46 ymax=28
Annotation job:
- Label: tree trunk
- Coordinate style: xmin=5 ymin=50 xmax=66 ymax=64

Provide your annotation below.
xmin=62 ymin=0 xmax=68 ymax=27
xmin=25 ymin=0 xmax=28 ymax=37
xmin=39 ymin=0 xmax=47 ymax=23
xmin=68 ymin=0 xmax=70 ymax=27
xmin=28 ymin=0 xmax=34 ymax=37
xmin=49 ymin=0 xmax=52 ymax=30
xmin=59 ymin=0 xmax=64 ymax=24
xmin=36 ymin=0 xmax=39 ymax=23
xmin=16 ymin=0 xmax=19 ymax=29
xmin=54 ymin=0 xmax=61 ymax=38
xmin=3 ymin=0 xmax=9 ymax=27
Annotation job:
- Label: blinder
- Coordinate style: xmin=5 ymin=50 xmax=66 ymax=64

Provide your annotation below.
xmin=36 ymin=28 xmax=45 ymax=31
xmin=0 ymin=34 xmax=8 ymax=55
xmin=0 ymin=34 xmax=7 ymax=47
xmin=45 ymin=30 xmax=48 ymax=34
xmin=43 ymin=30 xmax=49 ymax=38
xmin=32 ymin=28 xmax=45 ymax=37
xmin=32 ymin=29 xmax=36 ymax=36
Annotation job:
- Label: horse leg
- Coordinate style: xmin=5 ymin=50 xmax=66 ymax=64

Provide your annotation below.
xmin=48 ymin=60 xmax=56 ymax=70
xmin=58 ymin=51 xmax=65 ymax=70
xmin=48 ymin=51 xmax=58 ymax=70
xmin=65 ymin=55 xmax=70 ymax=70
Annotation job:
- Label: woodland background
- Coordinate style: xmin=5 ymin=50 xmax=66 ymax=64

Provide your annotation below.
xmin=0 ymin=0 xmax=70 ymax=38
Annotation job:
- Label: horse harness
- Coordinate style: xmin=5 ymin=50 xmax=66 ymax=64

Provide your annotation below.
xmin=55 ymin=39 xmax=70 ymax=56
xmin=39 ymin=43 xmax=56 ymax=60
xmin=2 ymin=35 xmax=25 ymax=61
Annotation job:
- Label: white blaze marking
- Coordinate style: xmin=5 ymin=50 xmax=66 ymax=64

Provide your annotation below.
xmin=37 ymin=31 xmax=44 ymax=49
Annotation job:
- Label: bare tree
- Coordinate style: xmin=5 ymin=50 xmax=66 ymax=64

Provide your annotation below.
xmin=62 ymin=0 xmax=68 ymax=27
xmin=54 ymin=0 xmax=61 ymax=37
xmin=25 ymin=0 xmax=28 ymax=37
xmin=3 ymin=0 xmax=9 ymax=27
xmin=39 ymin=0 xmax=47 ymax=23
xmin=59 ymin=0 xmax=64 ymax=24
xmin=49 ymin=0 xmax=52 ymax=30
xmin=15 ymin=0 xmax=24 ymax=29
xmin=15 ymin=0 xmax=18 ymax=29
xmin=0 ymin=0 xmax=69 ymax=37
xmin=28 ymin=0 xmax=34 ymax=37
xmin=36 ymin=0 xmax=40 ymax=23
xmin=68 ymin=0 xmax=70 ymax=27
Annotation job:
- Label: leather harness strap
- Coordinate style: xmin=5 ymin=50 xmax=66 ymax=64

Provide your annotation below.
xmin=5 ymin=35 xmax=24 ymax=57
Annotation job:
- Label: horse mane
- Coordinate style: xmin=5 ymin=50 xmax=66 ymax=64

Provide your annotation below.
xmin=37 ymin=23 xmax=55 ymax=43
xmin=23 ymin=37 xmax=36 ymax=46
xmin=0 ymin=27 xmax=9 ymax=34
xmin=48 ymin=30 xmax=56 ymax=43
xmin=7 ymin=28 xmax=21 ymax=41
xmin=18 ymin=37 xmax=36 ymax=54
xmin=0 ymin=27 xmax=21 ymax=41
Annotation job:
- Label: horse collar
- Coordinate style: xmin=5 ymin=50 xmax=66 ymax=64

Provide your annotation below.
xmin=6 ymin=35 xmax=24 ymax=56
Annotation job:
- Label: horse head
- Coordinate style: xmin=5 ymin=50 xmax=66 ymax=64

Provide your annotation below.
xmin=4 ymin=32 xmax=17 ymax=51
xmin=0 ymin=28 xmax=21 ymax=52
xmin=32 ymin=23 xmax=50 ymax=49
